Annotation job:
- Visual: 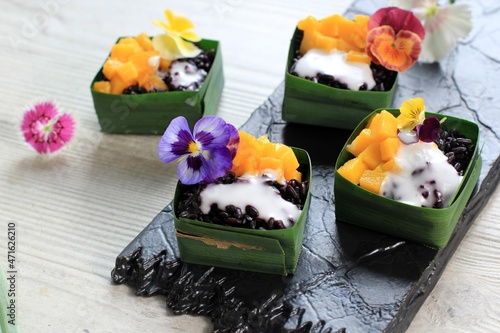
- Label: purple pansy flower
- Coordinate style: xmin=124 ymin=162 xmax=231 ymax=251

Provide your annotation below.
xmin=158 ymin=116 xmax=239 ymax=184
xmin=416 ymin=115 xmax=441 ymax=142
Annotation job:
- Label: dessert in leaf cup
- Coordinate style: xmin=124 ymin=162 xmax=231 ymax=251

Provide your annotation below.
xmin=282 ymin=7 xmax=426 ymax=129
xmin=90 ymin=10 xmax=224 ymax=134
xmin=158 ymin=116 xmax=312 ymax=275
xmin=335 ymin=97 xmax=481 ymax=248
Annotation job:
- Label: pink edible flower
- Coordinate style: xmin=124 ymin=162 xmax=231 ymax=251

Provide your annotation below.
xmin=21 ymin=101 xmax=75 ymax=154
xmin=366 ymin=7 xmax=426 ymax=72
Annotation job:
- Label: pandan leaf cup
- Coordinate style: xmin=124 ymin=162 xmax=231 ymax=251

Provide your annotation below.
xmin=334 ymin=108 xmax=481 ymax=249
xmin=282 ymin=29 xmax=397 ymax=130
xmin=174 ymin=147 xmax=312 ymax=275
xmin=90 ymin=38 xmax=224 ymax=134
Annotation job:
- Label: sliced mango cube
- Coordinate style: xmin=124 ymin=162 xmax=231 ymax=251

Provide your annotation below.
xmin=337 ymin=157 xmax=368 ymax=184
xmin=380 ymin=137 xmax=401 ymax=161
xmin=135 ymin=33 xmax=154 ymax=51
xmin=93 ymin=81 xmax=111 ymax=94
xmin=116 ymin=61 xmax=139 ymax=84
xmin=111 ymin=43 xmax=141 ymax=62
xmin=102 ymin=58 xmax=123 ymax=80
xmin=347 ymin=128 xmax=372 ymax=157
xmin=359 ymin=170 xmax=386 ymax=194
xmin=370 ymin=110 xmax=398 ymax=141
xmin=231 ymin=131 xmax=301 ymax=182
xmin=358 ymin=142 xmax=383 ymax=170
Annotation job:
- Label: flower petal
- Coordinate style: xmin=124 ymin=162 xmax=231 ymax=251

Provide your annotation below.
xmin=419 ymin=4 xmax=472 ymax=63
xmin=165 ymin=10 xmax=175 ymax=28
xmin=397 ymin=97 xmax=426 ymax=130
xmin=175 ymin=37 xmax=202 ymax=58
xmin=367 ymin=26 xmax=422 ymax=72
xmin=369 ymin=6 xmax=425 ymax=40
xmin=21 ymin=101 xmax=75 ymax=154
xmin=202 ymin=147 xmax=233 ymax=183
xmin=226 ymin=123 xmax=240 ymax=158
xmin=172 ymin=14 xmax=196 ymax=33
xmin=54 ymin=113 xmax=76 ymax=143
xmin=367 ymin=26 xmax=421 ymax=72
xmin=194 ymin=116 xmax=230 ymax=150
xmin=158 ymin=116 xmax=193 ymax=163
xmin=153 ymin=33 xmax=201 ymax=60
xmin=152 ymin=19 xmax=175 ymax=35
xmin=178 ymin=154 xmax=209 ymax=185
xmin=416 ymin=115 xmax=441 ymax=142
xmin=180 ymin=31 xmax=201 ymax=43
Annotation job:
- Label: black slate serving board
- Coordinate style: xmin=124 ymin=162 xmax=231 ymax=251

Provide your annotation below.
xmin=111 ymin=1 xmax=500 ymax=332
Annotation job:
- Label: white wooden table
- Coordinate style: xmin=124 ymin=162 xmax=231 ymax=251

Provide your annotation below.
xmin=1 ymin=0 xmax=499 ymax=332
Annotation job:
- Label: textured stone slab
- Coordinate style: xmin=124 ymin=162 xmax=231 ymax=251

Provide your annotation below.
xmin=111 ymin=1 xmax=500 ymax=332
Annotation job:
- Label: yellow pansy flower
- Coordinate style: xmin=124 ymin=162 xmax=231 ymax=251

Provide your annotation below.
xmin=152 ymin=10 xmax=202 ymax=60
xmin=397 ymin=97 xmax=426 ymax=130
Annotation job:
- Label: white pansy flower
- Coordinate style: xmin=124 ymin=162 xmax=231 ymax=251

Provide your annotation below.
xmin=389 ymin=0 xmax=472 ymax=62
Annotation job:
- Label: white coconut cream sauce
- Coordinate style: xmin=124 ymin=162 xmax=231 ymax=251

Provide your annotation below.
xmin=169 ymin=61 xmax=207 ymax=90
xmin=199 ymin=175 xmax=301 ymax=228
xmin=381 ymin=141 xmax=463 ymax=208
xmin=292 ymin=49 xmax=375 ymax=91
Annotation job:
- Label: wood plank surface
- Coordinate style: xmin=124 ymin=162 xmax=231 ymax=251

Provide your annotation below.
xmin=0 ymin=0 xmax=499 ymax=332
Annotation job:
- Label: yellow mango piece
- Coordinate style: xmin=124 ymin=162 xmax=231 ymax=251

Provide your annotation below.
xmin=315 ymin=35 xmax=339 ymax=52
xmin=298 ymin=16 xmax=320 ymax=55
xmin=346 ymin=50 xmax=371 ymax=64
xmin=109 ymin=77 xmax=129 ymax=95
xmin=359 ymin=170 xmax=386 ymax=194
xmin=230 ymin=131 xmax=300 ymax=182
xmin=102 ymin=58 xmax=123 ymax=80
xmin=347 ymin=128 xmax=372 ymax=157
xmin=116 ymin=61 xmax=138 ymax=84
xmin=130 ymin=51 xmax=160 ymax=77
xmin=290 ymin=170 xmax=302 ymax=182
xmin=135 ymin=33 xmax=154 ymax=51
xmin=111 ymin=43 xmax=140 ymax=62
xmin=297 ymin=13 xmax=371 ymax=56
xmin=318 ymin=14 xmax=343 ymax=38
xmin=159 ymin=58 xmax=172 ymax=71
xmin=336 ymin=19 xmax=355 ymax=43
xmin=139 ymin=74 xmax=168 ymax=92
xmin=337 ymin=157 xmax=368 ymax=184
xmin=380 ymin=137 xmax=401 ymax=161
xmin=259 ymin=157 xmax=284 ymax=180
xmin=93 ymin=81 xmax=111 ymax=94
xmin=351 ymin=15 xmax=369 ymax=50
xmin=370 ymin=110 xmax=398 ymax=141
xmin=382 ymin=159 xmax=401 ymax=173
xmin=259 ymin=156 xmax=284 ymax=171
xmin=297 ymin=16 xmax=320 ymax=33
xmin=118 ymin=37 xmax=140 ymax=46
xmin=358 ymin=142 xmax=383 ymax=170
xmin=366 ymin=113 xmax=380 ymax=129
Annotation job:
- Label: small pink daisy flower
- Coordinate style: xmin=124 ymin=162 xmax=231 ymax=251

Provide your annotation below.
xmin=21 ymin=101 xmax=75 ymax=154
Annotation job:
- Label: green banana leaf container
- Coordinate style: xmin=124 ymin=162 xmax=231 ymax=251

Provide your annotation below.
xmin=282 ymin=29 xmax=397 ymax=130
xmin=174 ymin=147 xmax=312 ymax=275
xmin=334 ymin=108 xmax=481 ymax=249
xmin=90 ymin=38 xmax=224 ymax=134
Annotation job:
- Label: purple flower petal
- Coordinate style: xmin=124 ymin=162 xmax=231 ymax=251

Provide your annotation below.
xmin=226 ymin=123 xmax=239 ymax=158
xmin=201 ymin=147 xmax=233 ymax=183
xmin=417 ymin=116 xmax=441 ymax=142
xmin=177 ymin=154 xmax=209 ymax=184
xmin=158 ymin=116 xmax=193 ymax=163
xmin=193 ymin=116 xmax=230 ymax=150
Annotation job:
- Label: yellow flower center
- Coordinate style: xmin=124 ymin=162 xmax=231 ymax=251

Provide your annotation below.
xmin=188 ymin=141 xmax=200 ymax=154
xmin=426 ymin=4 xmax=439 ymax=18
